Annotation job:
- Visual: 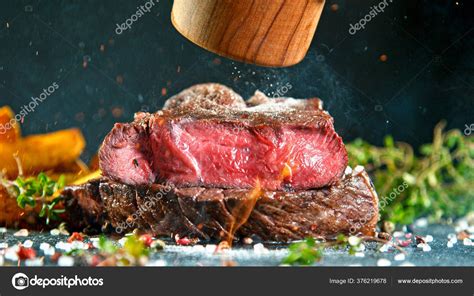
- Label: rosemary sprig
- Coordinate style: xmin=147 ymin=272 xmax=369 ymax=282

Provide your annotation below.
xmin=346 ymin=121 xmax=474 ymax=224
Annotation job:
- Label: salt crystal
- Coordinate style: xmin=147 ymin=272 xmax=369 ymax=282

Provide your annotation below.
xmin=118 ymin=237 xmax=127 ymax=246
xmin=146 ymin=260 xmax=167 ymax=266
xmin=44 ymin=247 xmax=55 ymax=256
xmin=23 ymin=240 xmax=33 ymax=248
xmin=4 ymin=248 xmax=18 ymax=261
xmin=422 ymin=244 xmax=431 ymax=252
xmin=344 ymin=167 xmax=353 ymax=175
xmin=25 ymin=258 xmax=43 ymax=266
xmin=50 ymin=229 xmax=60 ymax=236
xmin=58 ymin=256 xmax=74 ymax=266
xmin=39 ymin=243 xmax=51 ymax=251
xmin=377 ymin=258 xmax=391 ymax=266
xmin=379 ymin=244 xmax=390 ymax=252
xmin=393 ymin=231 xmax=405 ymax=238
xmin=348 ymin=236 xmax=361 ymax=246
xmin=394 ymin=253 xmax=406 ymax=261
xmin=447 ymin=241 xmax=454 ymax=248
xmin=0 ymin=243 xmax=8 ymax=249
xmin=463 ymin=238 xmax=472 ymax=246
xmin=253 ymin=243 xmax=268 ymax=254
xmin=13 ymin=229 xmax=28 ymax=237
xmin=55 ymin=241 xmax=72 ymax=252
xmin=415 ymin=218 xmax=428 ymax=228
xmin=205 ymin=244 xmax=216 ymax=253
xmin=353 ymin=165 xmax=364 ymax=174
xmin=424 ymin=235 xmax=433 ymax=243
xmin=400 ymin=262 xmax=415 ymax=267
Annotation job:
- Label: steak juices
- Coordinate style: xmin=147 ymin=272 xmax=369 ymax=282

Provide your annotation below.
xmin=64 ymin=84 xmax=379 ymax=242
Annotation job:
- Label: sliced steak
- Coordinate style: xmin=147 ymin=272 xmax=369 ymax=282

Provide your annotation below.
xmin=63 ymin=167 xmax=378 ymax=242
xmin=99 ymin=83 xmax=348 ymax=190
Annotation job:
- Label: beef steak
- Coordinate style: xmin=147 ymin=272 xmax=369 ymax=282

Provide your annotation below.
xmin=63 ymin=166 xmax=378 ymax=242
xmin=99 ymin=83 xmax=348 ymax=190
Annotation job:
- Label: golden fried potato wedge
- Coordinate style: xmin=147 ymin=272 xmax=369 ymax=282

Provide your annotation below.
xmin=0 ymin=106 xmax=21 ymax=142
xmin=0 ymin=128 xmax=85 ymax=178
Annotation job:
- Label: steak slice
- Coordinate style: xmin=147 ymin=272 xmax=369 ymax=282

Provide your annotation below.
xmin=63 ymin=166 xmax=378 ymax=242
xmin=99 ymin=83 xmax=348 ymax=190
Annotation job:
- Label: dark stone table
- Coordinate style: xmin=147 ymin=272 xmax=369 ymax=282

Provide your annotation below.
xmin=0 ymin=224 xmax=472 ymax=267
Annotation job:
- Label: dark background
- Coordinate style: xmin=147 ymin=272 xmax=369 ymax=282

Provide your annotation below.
xmin=0 ymin=0 xmax=472 ymax=161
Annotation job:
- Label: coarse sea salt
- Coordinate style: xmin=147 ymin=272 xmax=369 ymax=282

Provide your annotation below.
xmin=58 ymin=256 xmax=74 ymax=266
xmin=377 ymin=258 xmax=391 ymax=266
xmin=447 ymin=241 xmax=454 ymax=248
xmin=13 ymin=229 xmax=28 ymax=237
xmin=23 ymin=240 xmax=33 ymax=248
xmin=400 ymin=262 xmax=415 ymax=267
xmin=394 ymin=253 xmax=406 ymax=261
xmin=379 ymin=244 xmax=390 ymax=252
xmin=424 ymin=235 xmax=433 ymax=243
xmin=463 ymin=238 xmax=472 ymax=246
xmin=50 ymin=229 xmax=60 ymax=236
xmin=25 ymin=258 xmax=43 ymax=266
xmin=253 ymin=243 xmax=268 ymax=254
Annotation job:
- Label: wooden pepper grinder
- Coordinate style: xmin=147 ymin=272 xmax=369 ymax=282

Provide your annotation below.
xmin=171 ymin=0 xmax=326 ymax=67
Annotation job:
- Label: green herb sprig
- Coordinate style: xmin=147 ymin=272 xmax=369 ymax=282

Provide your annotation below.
xmin=0 ymin=172 xmax=66 ymax=224
xmin=283 ymin=235 xmax=403 ymax=266
xmin=346 ymin=122 xmax=474 ymax=224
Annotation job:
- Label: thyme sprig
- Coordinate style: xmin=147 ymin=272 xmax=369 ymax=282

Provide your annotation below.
xmin=347 ymin=122 xmax=474 ymax=224
xmin=0 ymin=172 xmax=66 ymax=224
xmin=283 ymin=235 xmax=404 ymax=266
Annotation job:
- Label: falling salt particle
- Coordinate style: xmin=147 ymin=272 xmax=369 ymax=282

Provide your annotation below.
xmin=58 ymin=256 xmax=74 ymax=266
xmin=6 ymin=22 xmax=9 ymax=28
xmin=377 ymin=258 xmax=391 ymax=266
xmin=14 ymin=229 xmax=29 ymax=237
xmin=35 ymin=51 xmax=39 ymax=56
xmin=23 ymin=240 xmax=33 ymax=248
xmin=394 ymin=253 xmax=406 ymax=261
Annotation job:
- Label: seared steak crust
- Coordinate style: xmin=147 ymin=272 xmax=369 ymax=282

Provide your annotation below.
xmin=63 ymin=167 xmax=378 ymax=242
